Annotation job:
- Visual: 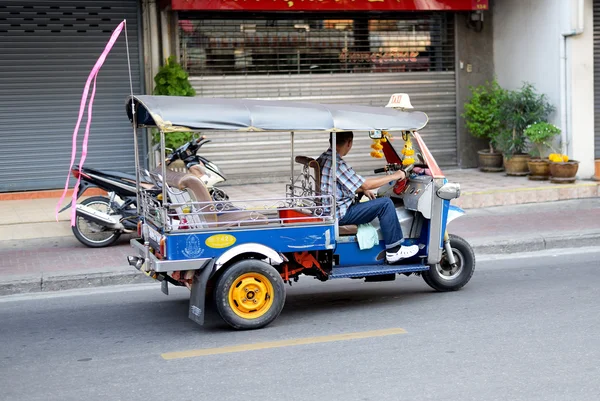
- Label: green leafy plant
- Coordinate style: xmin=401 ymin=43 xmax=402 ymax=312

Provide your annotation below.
xmin=462 ymin=79 xmax=507 ymax=153
xmin=152 ymin=57 xmax=196 ymax=150
xmin=497 ymin=83 xmax=555 ymax=158
xmin=153 ymin=56 xmax=196 ymax=97
xmin=523 ymin=122 xmax=561 ymax=158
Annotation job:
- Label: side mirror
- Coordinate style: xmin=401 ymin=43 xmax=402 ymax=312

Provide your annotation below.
xmin=437 ymin=182 xmax=461 ymax=200
xmin=369 ymin=130 xmax=383 ymax=140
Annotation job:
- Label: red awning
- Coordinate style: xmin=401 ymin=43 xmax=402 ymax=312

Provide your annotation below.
xmin=171 ymin=0 xmax=489 ymax=12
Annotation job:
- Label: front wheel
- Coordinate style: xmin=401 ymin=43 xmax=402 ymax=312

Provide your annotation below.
xmin=214 ymin=259 xmax=285 ymax=330
xmin=72 ymin=196 xmax=121 ymax=248
xmin=422 ymin=234 xmax=475 ymax=292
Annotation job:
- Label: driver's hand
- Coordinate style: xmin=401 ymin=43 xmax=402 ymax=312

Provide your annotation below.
xmin=364 ymin=190 xmax=376 ymax=200
xmin=392 ymin=170 xmax=407 ymax=181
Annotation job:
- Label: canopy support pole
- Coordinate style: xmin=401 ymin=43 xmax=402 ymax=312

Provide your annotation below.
xmin=161 ymin=130 xmax=168 ymax=225
xmin=331 ymin=131 xmax=337 ymax=239
xmin=290 ymin=131 xmax=295 ymax=184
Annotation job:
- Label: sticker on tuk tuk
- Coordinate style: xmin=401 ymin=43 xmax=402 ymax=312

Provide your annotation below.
xmin=205 ymin=234 xmax=236 ymax=249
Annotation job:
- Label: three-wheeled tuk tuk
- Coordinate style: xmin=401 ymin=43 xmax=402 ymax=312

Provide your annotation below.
xmin=126 ymin=94 xmax=475 ymax=330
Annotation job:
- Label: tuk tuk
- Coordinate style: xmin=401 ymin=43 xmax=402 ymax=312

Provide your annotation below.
xmin=126 ymin=94 xmax=475 ymax=330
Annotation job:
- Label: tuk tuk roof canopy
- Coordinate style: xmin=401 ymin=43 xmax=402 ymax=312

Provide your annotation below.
xmin=126 ymin=95 xmax=429 ymax=133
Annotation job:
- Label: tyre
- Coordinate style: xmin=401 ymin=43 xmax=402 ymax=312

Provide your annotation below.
xmin=422 ymin=234 xmax=475 ymax=292
xmin=72 ymin=196 xmax=122 ymax=248
xmin=214 ymin=259 xmax=285 ymax=330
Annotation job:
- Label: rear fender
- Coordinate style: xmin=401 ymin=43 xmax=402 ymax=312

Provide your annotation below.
xmin=214 ymin=243 xmax=284 ymax=272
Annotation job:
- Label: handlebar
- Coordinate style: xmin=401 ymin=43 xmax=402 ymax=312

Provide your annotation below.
xmin=374 ymin=168 xmax=386 ymax=174
xmin=165 ymin=135 xmax=210 ymax=166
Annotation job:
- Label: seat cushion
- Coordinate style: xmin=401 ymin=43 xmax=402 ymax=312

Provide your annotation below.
xmin=339 ymin=225 xmax=358 ymax=236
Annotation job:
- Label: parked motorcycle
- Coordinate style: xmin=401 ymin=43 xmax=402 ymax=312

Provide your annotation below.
xmin=61 ymin=136 xmax=227 ymax=248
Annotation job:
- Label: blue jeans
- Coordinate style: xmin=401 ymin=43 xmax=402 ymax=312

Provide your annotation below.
xmin=339 ymin=197 xmax=403 ymax=249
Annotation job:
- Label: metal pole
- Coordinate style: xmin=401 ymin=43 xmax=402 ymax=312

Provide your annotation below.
xmin=290 ymin=131 xmax=295 ymax=183
xmin=160 ymin=130 xmax=168 ymax=216
xmin=331 ymin=131 xmax=337 ymax=222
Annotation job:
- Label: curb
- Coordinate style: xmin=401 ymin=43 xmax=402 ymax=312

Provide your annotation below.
xmin=0 ymin=269 xmax=153 ymax=297
xmin=1 ymin=232 xmax=599 ymax=297
xmin=470 ymin=230 xmax=600 ymax=255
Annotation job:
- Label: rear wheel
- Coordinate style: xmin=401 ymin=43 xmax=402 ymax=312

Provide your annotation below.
xmin=422 ymin=234 xmax=475 ymax=291
xmin=214 ymin=259 xmax=285 ymax=330
xmin=72 ymin=196 xmax=121 ymax=248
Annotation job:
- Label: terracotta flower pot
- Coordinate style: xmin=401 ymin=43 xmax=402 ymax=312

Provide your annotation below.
xmin=527 ymin=158 xmax=550 ymax=180
xmin=477 ymin=150 xmax=504 ymax=172
xmin=549 ymin=160 xmax=579 ymax=184
xmin=503 ymin=154 xmax=531 ymax=176
xmin=594 ymin=159 xmax=600 ymax=181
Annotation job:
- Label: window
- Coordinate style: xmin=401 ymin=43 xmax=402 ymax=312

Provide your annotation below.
xmin=179 ymin=13 xmax=454 ymax=75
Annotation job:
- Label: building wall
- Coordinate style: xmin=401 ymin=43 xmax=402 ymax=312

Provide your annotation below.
xmin=493 ymin=0 xmax=595 ymax=178
xmin=493 ymin=0 xmax=563 ymax=125
xmin=455 ymin=10 xmax=495 ymax=168
xmin=568 ymin=0 xmax=595 ymax=177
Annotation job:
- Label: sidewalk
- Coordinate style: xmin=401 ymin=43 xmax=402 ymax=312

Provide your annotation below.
xmin=1 ymin=168 xmax=598 ymax=242
xmin=0 ymin=169 xmax=598 ymax=296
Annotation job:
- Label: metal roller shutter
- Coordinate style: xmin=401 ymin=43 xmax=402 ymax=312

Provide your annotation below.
xmin=0 ymin=1 xmax=143 ymax=192
xmin=179 ymin=13 xmax=456 ymax=184
xmin=594 ymin=0 xmax=600 ymax=158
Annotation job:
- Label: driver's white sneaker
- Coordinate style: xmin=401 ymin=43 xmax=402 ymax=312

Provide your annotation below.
xmin=386 ymin=244 xmax=419 ymax=263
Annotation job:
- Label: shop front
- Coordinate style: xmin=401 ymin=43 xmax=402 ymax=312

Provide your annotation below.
xmin=172 ymin=0 xmax=488 ymax=182
xmin=0 ymin=1 xmax=143 ymax=192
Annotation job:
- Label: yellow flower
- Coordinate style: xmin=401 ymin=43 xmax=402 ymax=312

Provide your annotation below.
xmin=402 ymin=157 xmax=415 ymax=166
xmin=370 ymin=150 xmax=384 ymax=159
xmin=371 ymin=142 xmax=383 ymax=150
xmin=562 ymin=155 xmax=569 ymax=162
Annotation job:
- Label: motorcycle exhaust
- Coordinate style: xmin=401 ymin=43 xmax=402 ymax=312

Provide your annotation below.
xmin=75 ymin=204 xmax=124 ymax=230
xmin=127 ymin=256 xmax=144 ymax=270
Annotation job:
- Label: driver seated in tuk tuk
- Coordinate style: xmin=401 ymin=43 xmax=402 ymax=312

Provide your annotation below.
xmin=317 ymin=131 xmax=419 ymax=263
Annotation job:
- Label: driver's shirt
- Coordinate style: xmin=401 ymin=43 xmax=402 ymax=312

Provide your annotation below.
xmin=317 ymin=148 xmax=365 ymax=220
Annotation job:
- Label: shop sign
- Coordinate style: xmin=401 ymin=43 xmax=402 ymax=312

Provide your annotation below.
xmin=172 ymin=0 xmax=489 ymax=12
xmin=339 ymin=49 xmax=420 ymax=64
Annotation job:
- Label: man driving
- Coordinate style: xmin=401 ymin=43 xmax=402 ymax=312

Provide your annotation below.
xmin=317 ymin=131 xmax=419 ymax=263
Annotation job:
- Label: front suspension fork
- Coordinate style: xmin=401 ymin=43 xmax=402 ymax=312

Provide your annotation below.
xmin=443 ymin=232 xmax=457 ymax=267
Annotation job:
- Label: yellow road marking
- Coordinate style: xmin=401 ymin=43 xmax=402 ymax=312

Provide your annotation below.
xmin=161 ymin=327 xmax=407 ymax=360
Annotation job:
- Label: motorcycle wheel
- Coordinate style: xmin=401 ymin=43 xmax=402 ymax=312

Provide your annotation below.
xmin=72 ymin=196 xmax=122 ymax=248
xmin=422 ymin=234 xmax=475 ymax=292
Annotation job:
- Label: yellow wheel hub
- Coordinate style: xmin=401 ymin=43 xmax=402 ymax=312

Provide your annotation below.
xmin=228 ymin=273 xmax=274 ymax=319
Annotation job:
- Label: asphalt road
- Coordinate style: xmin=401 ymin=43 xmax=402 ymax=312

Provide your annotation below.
xmin=1 ymin=247 xmax=599 ymax=401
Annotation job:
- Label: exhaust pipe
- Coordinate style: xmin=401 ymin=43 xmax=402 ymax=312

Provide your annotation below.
xmin=127 ymin=256 xmax=144 ymax=270
xmin=75 ymin=204 xmax=124 ymax=230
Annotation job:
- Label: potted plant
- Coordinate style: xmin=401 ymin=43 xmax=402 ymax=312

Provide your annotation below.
xmin=152 ymin=56 xmax=197 ymax=168
xmin=497 ymin=83 xmax=555 ymax=176
xmin=523 ymin=122 xmax=561 ymax=180
xmin=548 ymin=153 xmax=580 ymax=183
xmin=462 ymin=80 xmax=506 ymax=172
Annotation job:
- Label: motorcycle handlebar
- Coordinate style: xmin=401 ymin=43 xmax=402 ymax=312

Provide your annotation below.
xmin=374 ymin=168 xmax=386 ymax=174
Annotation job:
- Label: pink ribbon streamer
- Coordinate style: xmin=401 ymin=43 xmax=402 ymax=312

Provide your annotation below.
xmin=55 ymin=20 xmax=126 ymax=225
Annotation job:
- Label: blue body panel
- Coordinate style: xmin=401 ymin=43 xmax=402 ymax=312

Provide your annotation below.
xmin=164 ymin=224 xmax=334 ymax=260
xmin=440 ymin=199 xmax=450 ymax=247
xmin=335 ymin=237 xmax=426 ymax=267
xmin=335 ymin=240 xmax=386 ymax=266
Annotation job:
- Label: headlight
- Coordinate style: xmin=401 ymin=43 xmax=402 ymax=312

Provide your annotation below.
xmin=437 ymin=183 xmax=461 ymax=200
